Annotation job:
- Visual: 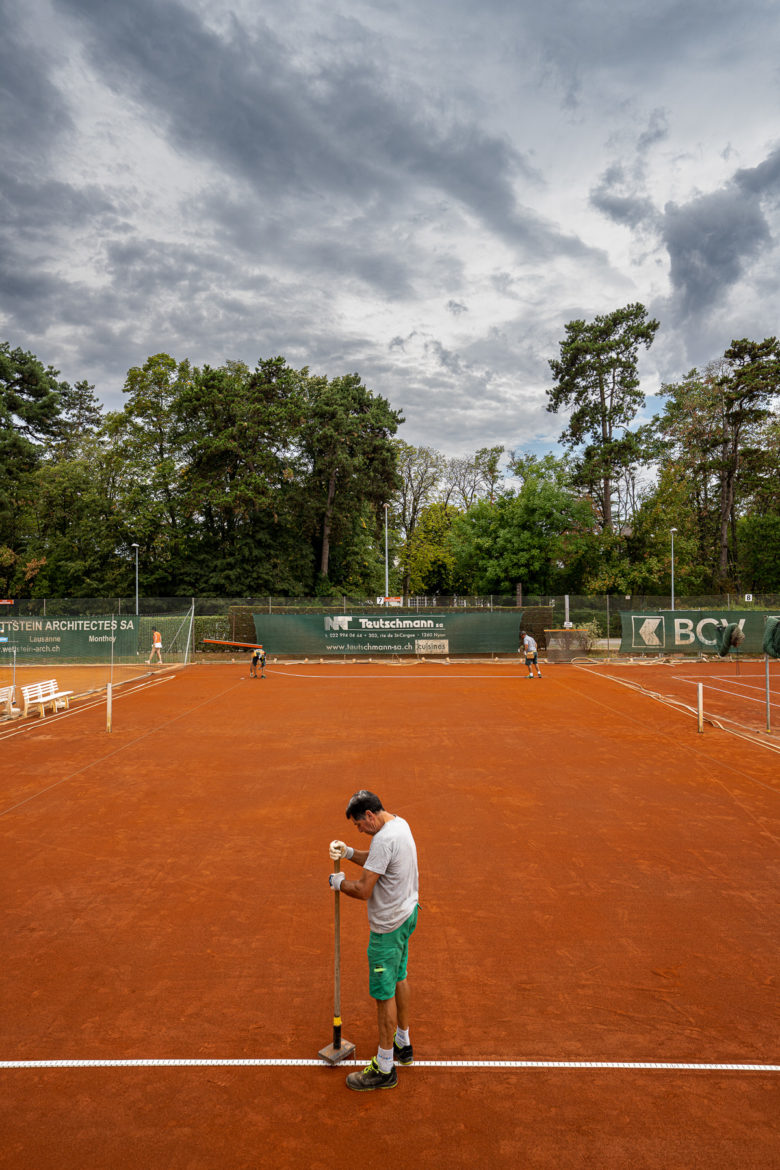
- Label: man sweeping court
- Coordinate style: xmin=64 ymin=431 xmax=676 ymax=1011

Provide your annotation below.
xmin=328 ymin=790 xmax=419 ymax=1091
xmin=250 ymin=645 xmax=266 ymax=678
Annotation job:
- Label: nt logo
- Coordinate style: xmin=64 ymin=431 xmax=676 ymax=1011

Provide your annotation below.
xmin=324 ymin=616 xmax=351 ymax=632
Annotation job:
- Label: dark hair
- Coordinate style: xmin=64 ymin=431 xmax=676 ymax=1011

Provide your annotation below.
xmin=346 ymin=790 xmax=384 ymax=820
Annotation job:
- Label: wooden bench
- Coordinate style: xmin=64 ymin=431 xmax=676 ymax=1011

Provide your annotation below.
xmin=0 ymin=684 xmax=20 ymax=719
xmin=21 ymin=679 xmax=74 ymax=719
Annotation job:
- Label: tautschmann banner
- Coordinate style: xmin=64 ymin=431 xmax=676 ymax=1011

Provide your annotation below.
xmin=252 ymin=612 xmax=520 ymax=655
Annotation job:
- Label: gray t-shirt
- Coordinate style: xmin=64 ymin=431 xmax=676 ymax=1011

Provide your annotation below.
xmin=364 ymin=815 xmax=419 ymax=933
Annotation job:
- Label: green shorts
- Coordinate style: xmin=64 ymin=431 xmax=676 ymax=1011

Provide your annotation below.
xmin=367 ymin=905 xmax=419 ymax=1001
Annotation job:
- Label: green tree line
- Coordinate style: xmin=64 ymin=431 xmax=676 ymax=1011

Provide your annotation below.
xmin=0 ymin=348 xmax=402 ymax=597
xmin=2 ymin=305 xmax=779 ymax=600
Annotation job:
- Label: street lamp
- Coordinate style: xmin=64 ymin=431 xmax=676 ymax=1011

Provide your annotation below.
xmin=131 ymin=543 xmax=139 ymax=616
xmin=383 ymin=505 xmax=389 ymax=599
xmin=670 ymin=528 xmax=677 ymax=611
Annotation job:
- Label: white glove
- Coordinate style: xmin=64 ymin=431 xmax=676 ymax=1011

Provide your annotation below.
xmin=328 ymin=871 xmax=346 ymax=891
xmin=329 ymin=840 xmax=353 ymax=861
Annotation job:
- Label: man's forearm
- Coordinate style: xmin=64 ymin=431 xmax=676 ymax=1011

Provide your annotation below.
xmin=338 ymin=876 xmax=371 ymax=900
xmin=336 ymin=853 xmax=378 ymax=901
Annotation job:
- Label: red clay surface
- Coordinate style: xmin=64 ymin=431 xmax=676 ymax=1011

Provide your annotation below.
xmin=0 ymin=662 xmax=153 ymax=696
xmin=580 ymin=657 xmax=780 ymax=742
xmin=1 ymin=662 xmax=778 ymax=1169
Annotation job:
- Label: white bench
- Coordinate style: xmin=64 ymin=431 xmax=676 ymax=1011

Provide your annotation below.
xmin=0 ymin=684 xmax=20 ymax=719
xmin=21 ymin=679 xmax=74 ymax=719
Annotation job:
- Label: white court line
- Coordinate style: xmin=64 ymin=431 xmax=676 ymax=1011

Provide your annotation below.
xmin=0 ymin=674 xmax=175 ymax=743
xmin=269 ymin=669 xmax=532 ymax=681
xmin=677 ymin=673 xmax=775 ymax=692
xmin=2 ymin=1058 xmax=778 ymax=1072
xmin=677 ymin=678 xmax=778 ymax=710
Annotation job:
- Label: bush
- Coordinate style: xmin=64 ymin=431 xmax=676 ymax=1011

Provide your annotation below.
xmin=193 ymin=614 xmax=231 ymax=650
xmin=579 ymin=619 xmax=603 ymax=650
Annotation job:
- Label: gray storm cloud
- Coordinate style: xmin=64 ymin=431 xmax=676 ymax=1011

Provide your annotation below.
xmin=2 ymin=0 xmax=779 ymax=452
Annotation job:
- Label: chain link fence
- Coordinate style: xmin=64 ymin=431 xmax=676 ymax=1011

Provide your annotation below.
xmin=5 ymin=593 xmax=779 ymax=656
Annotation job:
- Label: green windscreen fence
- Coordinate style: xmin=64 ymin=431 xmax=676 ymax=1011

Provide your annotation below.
xmin=252 ymin=612 xmax=522 ymax=655
xmin=619 ymin=610 xmax=779 ymax=655
xmin=0 ymin=610 xmax=194 ymax=664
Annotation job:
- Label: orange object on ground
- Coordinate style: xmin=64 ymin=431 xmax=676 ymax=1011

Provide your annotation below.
xmin=203 ymin=639 xmax=263 ymax=648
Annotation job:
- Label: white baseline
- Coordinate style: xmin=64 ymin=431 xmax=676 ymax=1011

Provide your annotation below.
xmin=1 ymin=1058 xmax=777 ymax=1072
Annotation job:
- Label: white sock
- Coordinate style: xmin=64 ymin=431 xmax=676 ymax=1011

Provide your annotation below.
xmin=376 ymin=1046 xmax=394 ymax=1073
xmin=395 ymin=1027 xmax=410 ymax=1047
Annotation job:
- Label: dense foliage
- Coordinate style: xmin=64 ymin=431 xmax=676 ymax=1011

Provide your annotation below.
xmin=0 ymin=347 xmax=402 ymax=597
xmin=2 ymin=310 xmax=779 ymax=599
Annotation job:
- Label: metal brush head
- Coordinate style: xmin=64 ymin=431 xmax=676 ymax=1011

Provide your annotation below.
xmin=318 ymin=1039 xmax=356 ymax=1065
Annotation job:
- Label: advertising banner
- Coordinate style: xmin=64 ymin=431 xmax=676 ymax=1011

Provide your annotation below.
xmin=0 ymin=615 xmax=139 ymax=659
xmin=619 ymin=610 xmax=776 ymax=655
xmin=252 ymin=612 xmax=521 ymax=656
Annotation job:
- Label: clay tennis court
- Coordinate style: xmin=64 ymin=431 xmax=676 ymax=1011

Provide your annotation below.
xmin=579 ymin=656 xmax=780 ymax=742
xmin=1 ymin=661 xmax=778 ymax=1168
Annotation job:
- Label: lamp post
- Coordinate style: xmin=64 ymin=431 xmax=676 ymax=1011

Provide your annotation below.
xmin=132 ymin=543 xmax=139 ymax=616
xmin=383 ymin=505 xmax=389 ymax=599
xmin=670 ymin=528 xmax=677 ymax=611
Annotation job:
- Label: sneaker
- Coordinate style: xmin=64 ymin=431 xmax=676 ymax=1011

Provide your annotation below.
xmin=345 ymin=1058 xmax=398 ymax=1092
xmin=393 ymin=1039 xmax=414 ymax=1065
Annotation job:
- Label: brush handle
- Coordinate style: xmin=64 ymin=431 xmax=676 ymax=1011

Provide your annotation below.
xmin=333 ymin=858 xmax=342 ymax=1049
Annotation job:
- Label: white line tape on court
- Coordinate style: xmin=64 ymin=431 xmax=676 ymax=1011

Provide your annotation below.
xmin=2 ymin=1059 xmax=778 ymax=1072
xmin=269 ymin=670 xmax=531 ymax=680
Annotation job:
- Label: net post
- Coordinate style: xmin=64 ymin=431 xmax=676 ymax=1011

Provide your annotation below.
xmin=106 ymin=683 xmax=113 ymax=734
xmin=697 ymin=683 xmax=703 ymax=734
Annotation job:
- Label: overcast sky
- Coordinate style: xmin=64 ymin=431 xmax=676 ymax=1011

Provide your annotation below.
xmin=2 ymin=0 xmax=779 ymax=457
